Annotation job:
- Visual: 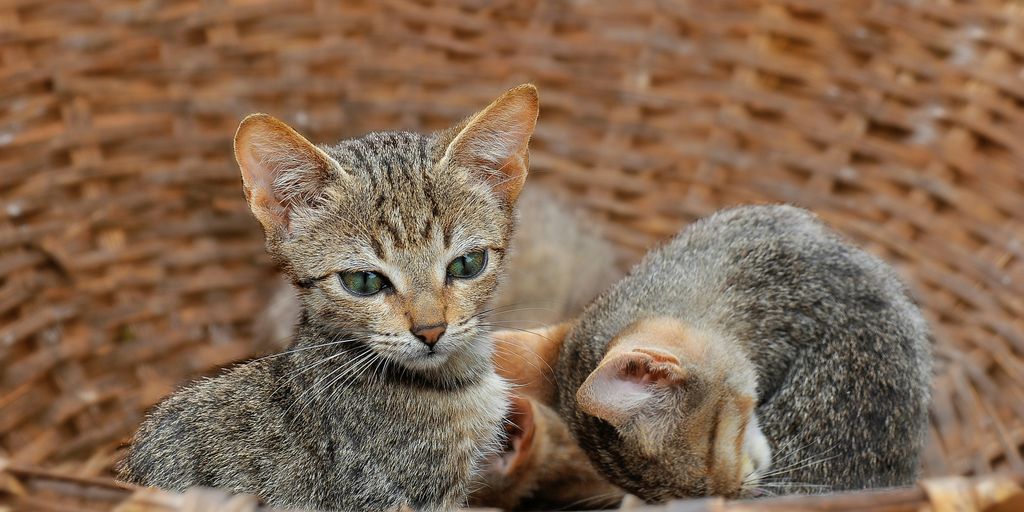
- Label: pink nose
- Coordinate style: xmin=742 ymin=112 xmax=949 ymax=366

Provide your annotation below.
xmin=412 ymin=323 xmax=446 ymax=347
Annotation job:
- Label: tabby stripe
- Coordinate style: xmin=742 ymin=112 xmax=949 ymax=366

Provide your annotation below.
xmin=442 ymin=222 xmax=453 ymax=248
xmin=383 ymin=217 xmax=404 ymax=248
xmin=421 ymin=217 xmax=433 ymax=240
xmin=419 ymin=135 xmax=429 ymax=169
xmin=350 ymin=145 xmax=375 ymax=187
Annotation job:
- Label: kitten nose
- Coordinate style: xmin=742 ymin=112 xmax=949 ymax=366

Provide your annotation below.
xmin=412 ymin=323 xmax=447 ymax=347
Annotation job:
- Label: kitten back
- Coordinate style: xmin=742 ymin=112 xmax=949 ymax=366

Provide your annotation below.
xmin=557 ymin=205 xmax=932 ymax=501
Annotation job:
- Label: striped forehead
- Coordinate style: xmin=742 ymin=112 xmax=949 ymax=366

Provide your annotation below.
xmin=334 ymin=131 xmax=434 ymax=187
xmin=329 ymin=131 xmax=447 ymax=251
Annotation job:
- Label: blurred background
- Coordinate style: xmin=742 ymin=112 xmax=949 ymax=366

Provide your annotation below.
xmin=0 ymin=0 xmax=1022 ymax=504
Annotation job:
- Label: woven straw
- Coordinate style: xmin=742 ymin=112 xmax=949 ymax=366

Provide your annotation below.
xmin=1 ymin=0 xmax=1023 ymax=509
xmin=2 ymin=463 xmax=1022 ymax=511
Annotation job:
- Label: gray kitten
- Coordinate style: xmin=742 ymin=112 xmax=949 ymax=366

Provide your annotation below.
xmin=249 ymin=185 xmax=627 ymax=511
xmin=554 ymin=205 xmax=932 ymax=502
xmin=118 ymin=85 xmax=540 ymax=511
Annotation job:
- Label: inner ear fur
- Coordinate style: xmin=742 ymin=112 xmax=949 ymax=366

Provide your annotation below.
xmin=502 ymin=394 xmax=538 ymax=476
xmin=442 ymin=84 xmax=539 ymax=204
xmin=233 ymin=113 xmax=347 ymax=240
xmin=576 ymin=348 xmax=688 ymax=430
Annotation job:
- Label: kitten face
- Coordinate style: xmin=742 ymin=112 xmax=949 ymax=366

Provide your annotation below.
xmin=234 ymin=85 xmax=539 ymax=379
xmin=284 ymin=154 xmax=510 ymax=374
xmin=576 ymin=317 xmax=772 ymax=500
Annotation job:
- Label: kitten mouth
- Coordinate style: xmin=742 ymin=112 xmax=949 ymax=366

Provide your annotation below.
xmin=360 ymin=340 xmax=443 ymax=369
xmin=397 ymin=351 xmax=450 ymax=370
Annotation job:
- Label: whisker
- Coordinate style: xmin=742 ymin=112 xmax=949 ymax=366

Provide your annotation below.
xmin=475 ymin=301 xmax=558 ymax=319
xmin=758 ymin=450 xmax=841 ymax=482
xmin=269 ymin=350 xmax=347 ymax=397
xmin=756 ymin=482 xmax=830 ymax=489
xmin=743 ymin=435 xmax=809 ymax=486
xmin=475 ymin=318 xmax=555 ymax=326
xmin=251 ymin=335 xmax=368 ymax=362
xmin=557 ymin=491 xmax=624 ymax=511
xmin=478 ymin=325 xmax=558 ymax=343
xmin=490 ymin=345 xmax=556 ymax=390
xmin=758 ymin=441 xmax=832 ymax=478
xmin=333 ymin=350 xmax=382 ymax=395
xmin=287 ymin=349 xmax=377 ymax=416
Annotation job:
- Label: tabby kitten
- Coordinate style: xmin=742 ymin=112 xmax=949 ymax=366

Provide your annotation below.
xmin=249 ymin=186 xmax=625 ymax=510
xmin=558 ymin=205 xmax=932 ymax=502
xmin=252 ymin=185 xmax=623 ymax=351
xmin=119 ymin=85 xmax=540 ymax=511
xmin=500 ymin=205 xmax=931 ymax=502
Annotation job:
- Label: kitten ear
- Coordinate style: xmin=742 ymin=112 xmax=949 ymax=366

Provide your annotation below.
xmin=442 ymin=84 xmax=539 ymax=204
xmin=576 ymin=347 xmax=687 ymax=429
xmin=234 ymin=113 xmax=346 ymax=239
xmin=496 ymin=394 xmax=537 ymax=476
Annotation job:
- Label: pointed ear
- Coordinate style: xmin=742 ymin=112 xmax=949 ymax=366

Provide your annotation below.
xmin=576 ymin=348 xmax=687 ymax=429
xmin=498 ymin=394 xmax=537 ymax=476
xmin=234 ymin=113 xmax=346 ymax=240
xmin=442 ymin=84 xmax=539 ymax=204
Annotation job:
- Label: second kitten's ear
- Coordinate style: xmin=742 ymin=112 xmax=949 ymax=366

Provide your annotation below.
xmin=234 ymin=113 xmax=347 ymax=240
xmin=498 ymin=394 xmax=537 ymax=476
xmin=443 ymin=84 xmax=539 ymax=204
xmin=576 ymin=348 xmax=687 ymax=429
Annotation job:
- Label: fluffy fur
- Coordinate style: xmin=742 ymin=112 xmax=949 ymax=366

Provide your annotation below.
xmin=119 ymin=85 xmax=540 ymax=511
xmin=253 ymin=186 xmax=623 ymax=350
xmin=247 ymin=186 xmax=625 ymax=511
xmin=490 ymin=187 xmax=622 ymax=328
xmin=555 ymin=205 xmax=932 ymax=502
xmin=468 ymin=190 xmax=625 ymax=510
xmin=469 ymin=395 xmax=623 ymax=511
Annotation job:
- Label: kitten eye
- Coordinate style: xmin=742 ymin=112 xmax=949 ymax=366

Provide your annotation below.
xmin=447 ymin=250 xmax=487 ymax=279
xmin=339 ymin=271 xmax=391 ymax=296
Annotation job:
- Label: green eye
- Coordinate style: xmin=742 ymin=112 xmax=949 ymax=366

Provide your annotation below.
xmin=339 ymin=271 xmax=391 ymax=296
xmin=447 ymin=250 xmax=487 ymax=279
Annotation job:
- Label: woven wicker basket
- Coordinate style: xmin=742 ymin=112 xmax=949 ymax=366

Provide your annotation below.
xmin=1 ymin=0 xmax=1022 ymax=510
xmin=3 ymin=462 xmax=1022 ymax=512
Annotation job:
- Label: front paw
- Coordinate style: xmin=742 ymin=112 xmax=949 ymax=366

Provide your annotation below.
xmin=618 ymin=493 xmax=646 ymax=509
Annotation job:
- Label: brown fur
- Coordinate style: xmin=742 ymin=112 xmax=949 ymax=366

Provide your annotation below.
xmin=557 ymin=206 xmax=931 ymax=502
xmin=469 ymin=395 xmax=622 ymax=511
xmin=491 ymin=318 xmax=761 ymax=504
xmin=250 ymin=186 xmax=625 ymax=510
xmin=119 ymin=85 xmax=541 ymax=511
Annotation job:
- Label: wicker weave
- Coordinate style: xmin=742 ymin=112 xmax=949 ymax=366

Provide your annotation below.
xmin=2 ymin=463 xmax=1022 ymax=512
xmin=1 ymin=0 xmax=1022 ymax=506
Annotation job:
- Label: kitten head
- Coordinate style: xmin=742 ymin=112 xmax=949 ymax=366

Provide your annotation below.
xmin=576 ymin=317 xmax=771 ymax=501
xmin=470 ymin=394 xmax=623 ymax=511
xmin=234 ymin=85 xmax=539 ymax=379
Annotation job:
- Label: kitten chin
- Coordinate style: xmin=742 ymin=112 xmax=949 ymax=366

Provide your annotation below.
xmin=387 ymin=326 xmax=496 ymax=381
xmin=120 ymin=84 xmax=541 ymax=511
